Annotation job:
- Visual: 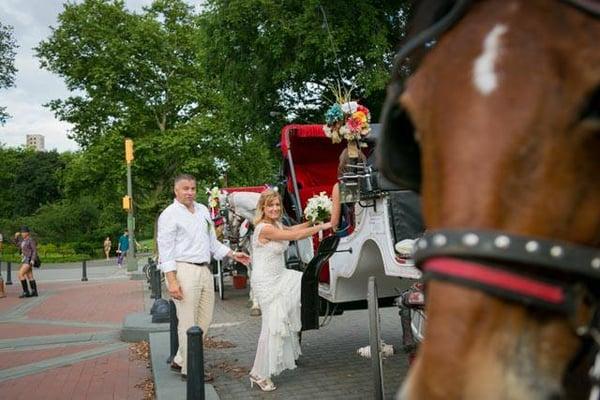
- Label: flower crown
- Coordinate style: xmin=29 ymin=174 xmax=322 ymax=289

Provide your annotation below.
xmin=323 ymin=99 xmax=371 ymax=144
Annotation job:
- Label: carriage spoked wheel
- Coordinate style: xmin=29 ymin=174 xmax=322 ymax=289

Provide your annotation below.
xmin=213 ymin=259 xmax=225 ymax=300
xmin=367 ymin=276 xmax=385 ymax=400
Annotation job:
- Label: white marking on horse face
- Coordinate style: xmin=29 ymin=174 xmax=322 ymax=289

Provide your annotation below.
xmin=473 ymin=24 xmax=508 ymax=95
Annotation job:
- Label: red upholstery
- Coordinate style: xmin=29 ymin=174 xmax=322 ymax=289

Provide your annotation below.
xmin=280 ymin=125 xmax=347 ymax=285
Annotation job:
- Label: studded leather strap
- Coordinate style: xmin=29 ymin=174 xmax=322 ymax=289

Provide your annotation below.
xmin=414 ymin=229 xmax=600 ymax=280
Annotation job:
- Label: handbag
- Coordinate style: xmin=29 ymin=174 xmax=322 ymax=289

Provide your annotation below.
xmin=33 ymin=255 xmax=42 ymax=269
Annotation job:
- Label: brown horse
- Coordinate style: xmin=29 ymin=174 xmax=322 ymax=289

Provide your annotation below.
xmin=379 ymin=0 xmax=600 ymax=399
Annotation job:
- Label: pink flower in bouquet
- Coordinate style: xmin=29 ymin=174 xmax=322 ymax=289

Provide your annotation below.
xmin=346 ymin=115 xmax=363 ymax=133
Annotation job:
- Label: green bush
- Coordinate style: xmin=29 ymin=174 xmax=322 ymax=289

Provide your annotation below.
xmin=58 ymin=243 xmax=76 ymax=255
xmin=73 ymin=242 xmax=95 ymax=256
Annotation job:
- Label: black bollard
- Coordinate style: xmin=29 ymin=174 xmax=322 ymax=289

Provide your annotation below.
xmin=154 ymin=268 xmax=162 ymax=299
xmin=186 ymin=326 xmax=205 ymax=400
xmin=166 ymin=300 xmax=179 ymax=364
xmin=6 ymin=261 xmax=12 ymax=285
xmin=81 ymin=260 xmax=88 ymax=282
xmin=149 ymin=265 xmax=157 ymax=299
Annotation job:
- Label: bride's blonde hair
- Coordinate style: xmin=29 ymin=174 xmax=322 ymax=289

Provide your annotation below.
xmin=254 ymin=189 xmax=282 ymax=225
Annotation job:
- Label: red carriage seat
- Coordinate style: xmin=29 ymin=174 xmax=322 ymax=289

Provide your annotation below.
xmin=281 ymin=125 xmax=345 ymax=284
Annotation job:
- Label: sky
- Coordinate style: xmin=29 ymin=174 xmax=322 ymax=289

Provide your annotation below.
xmin=0 ymin=0 xmax=192 ymax=152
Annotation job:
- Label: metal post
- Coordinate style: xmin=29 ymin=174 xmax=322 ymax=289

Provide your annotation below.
xmin=149 ymin=265 xmax=157 ymax=299
xmin=154 ymin=268 xmax=162 ymax=299
xmin=7 ymin=261 xmax=12 ymax=285
xmin=126 ymin=162 xmax=136 ymax=272
xmin=81 ymin=260 xmax=88 ymax=282
xmin=186 ymin=326 xmax=205 ymax=400
xmin=167 ymin=300 xmax=179 ymax=364
xmin=368 ymin=277 xmax=384 ymax=400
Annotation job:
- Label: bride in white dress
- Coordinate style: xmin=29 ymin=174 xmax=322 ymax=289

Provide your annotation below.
xmin=249 ymin=189 xmax=332 ymax=392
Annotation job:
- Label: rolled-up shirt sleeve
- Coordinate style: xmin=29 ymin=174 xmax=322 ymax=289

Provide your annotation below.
xmin=157 ymin=210 xmax=178 ymax=273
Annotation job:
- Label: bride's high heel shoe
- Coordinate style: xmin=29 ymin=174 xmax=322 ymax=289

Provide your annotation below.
xmin=249 ymin=375 xmax=276 ymax=392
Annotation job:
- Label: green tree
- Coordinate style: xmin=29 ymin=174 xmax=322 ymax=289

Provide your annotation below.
xmin=36 ymin=0 xmax=210 ymax=148
xmin=199 ymin=0 xmax=411 ymax=142
xmin=0 ymin=146 xmax=67 ymax=219
xmin=0 ymin=21 xmax=18 ymax=125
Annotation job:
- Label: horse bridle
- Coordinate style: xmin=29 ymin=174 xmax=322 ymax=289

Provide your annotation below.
xmin=381 ymin=0 xmax=600 ymax=395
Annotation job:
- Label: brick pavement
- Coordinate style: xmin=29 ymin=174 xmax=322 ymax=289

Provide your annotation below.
xmin=203 ymin=282 xmax=411 ymax=399
xmin=0 ymin=269 xmax=151 ymax=400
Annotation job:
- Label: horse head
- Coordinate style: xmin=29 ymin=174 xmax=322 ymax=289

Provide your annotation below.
xmin=380 ymin=1 xmax=600 ymax=399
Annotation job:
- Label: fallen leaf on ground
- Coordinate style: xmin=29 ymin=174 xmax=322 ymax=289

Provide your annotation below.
xmin=208 ymin=360 xmax=250 ymax=379
xmin=130 ymin=342 xmax=155 ymax=399
xmin=134 ymin=377 xmax=155 ymax=400
xmin=129 ymin=341 xmax=150 ymax=362
xmin=204 ymin=336 xmax=236 ymax=349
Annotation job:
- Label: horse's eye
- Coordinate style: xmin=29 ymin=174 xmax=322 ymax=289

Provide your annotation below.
xmin=579 ymin=85 xmax=600 ymax=128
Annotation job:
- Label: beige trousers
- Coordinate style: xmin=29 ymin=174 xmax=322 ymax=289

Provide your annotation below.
xmin=171 ymin=262 xmax=214 ymax=375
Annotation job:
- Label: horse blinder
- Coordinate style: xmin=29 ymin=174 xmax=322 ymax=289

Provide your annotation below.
xmin=378 ymin=83 xmax=422 ymax=193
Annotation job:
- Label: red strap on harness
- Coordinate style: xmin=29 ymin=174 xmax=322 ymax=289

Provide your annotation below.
xmin=423 ymin=257 xmax=566 ymax=305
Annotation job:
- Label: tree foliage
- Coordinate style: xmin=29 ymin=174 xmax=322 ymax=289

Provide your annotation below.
xmin=199 ymin=0 xmax=410 ymax=137
xmin=7 ymin=0 xmax=412 ymax=248
xmin=36 ymin=0 xmax=206 ymax=147
xmin=0 ymin=21 xmax=18 ymax=125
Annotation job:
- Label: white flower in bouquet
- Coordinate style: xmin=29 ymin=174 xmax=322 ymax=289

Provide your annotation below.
xmin=304 ymin=192 xmax=333 ymax=224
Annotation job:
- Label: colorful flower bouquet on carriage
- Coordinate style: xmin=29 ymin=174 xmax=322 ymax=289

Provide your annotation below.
xmin=323 ymin=101 xmax=371 ymax=144
xmin=304 ymin=191 xmax=333 ymax=224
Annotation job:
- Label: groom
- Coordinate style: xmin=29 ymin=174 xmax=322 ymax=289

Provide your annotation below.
xmin=157 ymin=174 xmax=250 ymax=380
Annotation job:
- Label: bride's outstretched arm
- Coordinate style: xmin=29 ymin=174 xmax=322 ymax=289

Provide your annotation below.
xmin=261 ymin=222 xmax=331 ymax=242
xmin=285 ymin=221 xmax=312 ymax=231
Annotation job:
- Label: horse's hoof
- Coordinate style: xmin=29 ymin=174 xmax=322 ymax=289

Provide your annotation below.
xmin=250 ymin=308 xmax=261 ymax=317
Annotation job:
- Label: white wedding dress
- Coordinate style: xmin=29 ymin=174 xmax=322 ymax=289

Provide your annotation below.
xmin=250 ymin=222 xmax=302 ymax=379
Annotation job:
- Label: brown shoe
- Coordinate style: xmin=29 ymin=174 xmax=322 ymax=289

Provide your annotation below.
xmin=170 ymin=362 xmax=182 ymax=372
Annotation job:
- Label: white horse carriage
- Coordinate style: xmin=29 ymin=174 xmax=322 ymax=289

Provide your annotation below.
xmin=278 ymin=123 xmax=425 ymax=347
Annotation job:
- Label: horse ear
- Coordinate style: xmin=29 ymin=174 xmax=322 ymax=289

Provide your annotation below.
xmin=377 ymin=83 xmax=422 ymax=192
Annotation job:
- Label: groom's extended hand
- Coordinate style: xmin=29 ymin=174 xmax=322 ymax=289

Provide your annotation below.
xmin=233 ymin=252 xmax=251 ymax=266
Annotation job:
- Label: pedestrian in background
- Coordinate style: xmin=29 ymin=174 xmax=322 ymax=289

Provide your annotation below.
xmin=103 ymin=237 xmax=112 ymax=260
xmin=116 ymin=229 xmax=129 ymax=268
xmin=157 ymin=174 xmax=250 ymax=381
xmin=14 ymin=226 xmax=39 ymax=298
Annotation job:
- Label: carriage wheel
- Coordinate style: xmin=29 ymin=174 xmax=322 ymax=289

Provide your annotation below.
xmin=367 ymin=276 xmax=385 ymax=400
xmin=217 ymin=260 xmax=224 ymax=300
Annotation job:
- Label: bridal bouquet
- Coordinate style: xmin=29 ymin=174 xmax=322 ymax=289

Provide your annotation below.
xmin=304 ymin=192 xmax=333 ymax=224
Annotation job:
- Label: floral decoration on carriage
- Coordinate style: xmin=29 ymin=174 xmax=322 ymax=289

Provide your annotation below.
xmin=323 ymin=87 xmax=371 ymax=157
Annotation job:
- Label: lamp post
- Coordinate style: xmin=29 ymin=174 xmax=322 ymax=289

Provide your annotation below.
xmin=124 ymin=139 xmax=137 ymax=272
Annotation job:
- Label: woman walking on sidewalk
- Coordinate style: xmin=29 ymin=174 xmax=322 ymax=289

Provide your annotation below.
xmin=249 ymin=190 xmax=331 ymax=392
xmin=103 ymin=237 xmax=112 ymax=260
xmin=15 ymin=226 xmax=39 ymax=298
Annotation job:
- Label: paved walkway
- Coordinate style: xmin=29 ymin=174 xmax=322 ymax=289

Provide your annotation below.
xmin=0 ymin=261 xmax=151 ymax=400
xmin=204 ymin=280 xmax=411 ymax=399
